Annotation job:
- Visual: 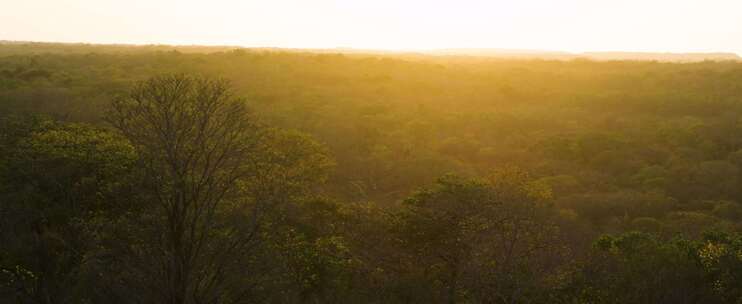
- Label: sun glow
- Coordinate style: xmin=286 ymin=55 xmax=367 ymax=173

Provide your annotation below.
xmin=2 ymin=0 xmax=742 ymax=54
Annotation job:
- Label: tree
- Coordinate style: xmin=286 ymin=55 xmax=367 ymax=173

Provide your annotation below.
xmin=566 ymin=232 xmax=734 ymax=304
xmin=396 ymin=168 xmax=564 ymax=303
xmin=107 ymin=74 xmax=271 ymax=303
xmin=0 ymin=117 xmax=136 ymax=304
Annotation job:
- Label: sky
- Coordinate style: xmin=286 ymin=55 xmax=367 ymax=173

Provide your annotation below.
xmin=2 ymin=0 xmax=742 ymax=54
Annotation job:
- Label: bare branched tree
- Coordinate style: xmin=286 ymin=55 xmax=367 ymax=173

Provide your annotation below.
xmin=107 ymin=74 xmax=264 ymax=304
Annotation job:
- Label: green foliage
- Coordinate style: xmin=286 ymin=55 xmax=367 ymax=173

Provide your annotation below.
xmin=396 ymin=171 xmax=564 ymax=303
xmin=0 ymin=116 xmax=137 ymax=303
xmin=564 ymin=231 xmax=742 ymax=304
xmin=4 ymin=43 xmax=742 ymax=302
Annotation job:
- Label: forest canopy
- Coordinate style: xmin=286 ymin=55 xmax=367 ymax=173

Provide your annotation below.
xmin=2 ymin=43 xmax=742 ymax=303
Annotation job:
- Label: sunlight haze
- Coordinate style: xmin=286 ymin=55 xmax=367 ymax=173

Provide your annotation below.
xmin=7 ymin=0 xmax=742 ymax=302
xmin=2 ymin=0 xmax=742 ymax=54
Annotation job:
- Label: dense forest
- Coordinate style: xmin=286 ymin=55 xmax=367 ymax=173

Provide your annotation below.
xmin=3 ymin=43 xmax=742 ymax=303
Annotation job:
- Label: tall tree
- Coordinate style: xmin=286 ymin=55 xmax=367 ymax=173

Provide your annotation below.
xmin=107 ymin=74 xmax=265 ymax=304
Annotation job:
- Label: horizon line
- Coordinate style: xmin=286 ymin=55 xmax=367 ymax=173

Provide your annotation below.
xmin=2 ymin=39 xmax=741 ymax=58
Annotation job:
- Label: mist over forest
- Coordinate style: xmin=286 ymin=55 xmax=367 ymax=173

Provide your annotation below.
xmin=3 ymin=42 xmax=742 ymax=303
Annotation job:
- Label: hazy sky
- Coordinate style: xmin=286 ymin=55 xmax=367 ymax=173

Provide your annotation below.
xmin=2 ymin=0 xmax=742 ymax=54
